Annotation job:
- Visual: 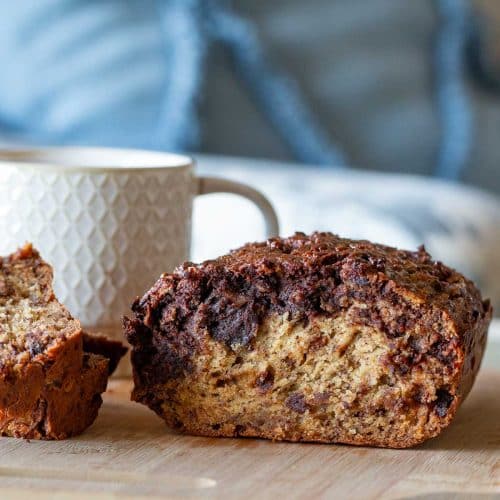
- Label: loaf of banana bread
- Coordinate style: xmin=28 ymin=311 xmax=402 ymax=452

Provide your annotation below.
xmin=0 ymin=244 xmax=126 ymax=439
xmin=125 ymin=232 xmax=491 ymax=448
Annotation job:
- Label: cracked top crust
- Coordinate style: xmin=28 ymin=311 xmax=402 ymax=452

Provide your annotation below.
xmin=132 ymin=232 xmax=491 ymax=350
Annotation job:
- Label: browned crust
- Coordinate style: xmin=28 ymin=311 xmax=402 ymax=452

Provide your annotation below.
xmin=0 ymin=244 xmax=126 ymax=439
xmin=0 ymin=332 xmax=109 ymax=439
xmin=125 ymin=232 xmax=492 ymax=448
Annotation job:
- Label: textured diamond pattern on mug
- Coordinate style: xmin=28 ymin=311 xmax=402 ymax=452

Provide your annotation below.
xmin=0 ymin=167 xmax=192 ymax=326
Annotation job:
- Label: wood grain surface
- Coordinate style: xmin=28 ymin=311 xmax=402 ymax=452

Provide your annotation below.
xmin=0 ymin=369 xmax=498 ymax=499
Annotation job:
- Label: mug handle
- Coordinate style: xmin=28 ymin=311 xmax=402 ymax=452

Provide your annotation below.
xmin=196 ymin=176 xmax=280 ymax=237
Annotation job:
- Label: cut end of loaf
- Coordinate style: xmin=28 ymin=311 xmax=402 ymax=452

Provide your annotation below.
xmin=125 ymin=232 xmax=492 ymax=448
xmin=0 ymin=244 xmax=127 ymax=439
xmin=128 ymin=311 xmax=474 ymax=448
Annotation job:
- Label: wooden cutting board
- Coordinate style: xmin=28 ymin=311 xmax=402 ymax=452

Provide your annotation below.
xmin=0 ymin=370 xmax=498 ymax=500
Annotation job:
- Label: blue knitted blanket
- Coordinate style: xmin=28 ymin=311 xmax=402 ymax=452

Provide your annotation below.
xmin=0 ymin=0 xmax=472 ymax=179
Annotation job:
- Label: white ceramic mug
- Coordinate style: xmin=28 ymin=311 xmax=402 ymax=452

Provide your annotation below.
xmin=0 ymin=146 xmax=279 ymax=335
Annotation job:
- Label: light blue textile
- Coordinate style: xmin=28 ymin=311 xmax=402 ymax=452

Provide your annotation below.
xmin=0 ymin=0 xmax=344 ymax=163
xmin=434 ymin=0 xmax=473 ymax=179
xmin=206 ymin=1 xmax=346 ymax=166
xmin=0 ymin=1 xmax=185 ymax=149
xmin=0 ymin=0 xmax=475 ymax=179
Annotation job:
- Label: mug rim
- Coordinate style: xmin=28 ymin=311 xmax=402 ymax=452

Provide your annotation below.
xmin=0 ymin=146 xmax=194 ymax=173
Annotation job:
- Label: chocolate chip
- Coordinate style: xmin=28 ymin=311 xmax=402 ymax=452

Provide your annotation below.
xmin=254 ymin=366 xmax=275 ymax=393
xmin=434 ymin=389 xmax=454 ymax=417
xmin=285 ymin=393 xmax=308 ymax=414
xmin=234 ymin=424 xmax=246 ymax=435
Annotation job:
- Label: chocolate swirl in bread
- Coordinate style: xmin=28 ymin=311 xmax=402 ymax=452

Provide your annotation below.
xmin=125 ymin=232 xmax=491 ymax=448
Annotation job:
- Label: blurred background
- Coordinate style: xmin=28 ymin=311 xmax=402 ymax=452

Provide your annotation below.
xmin=0 ymin=0 xmax=499 ymax=316
xmin=1 ymin=0 xmax=500 ymax=187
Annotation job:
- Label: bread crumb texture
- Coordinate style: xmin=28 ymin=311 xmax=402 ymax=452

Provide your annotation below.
xmin=125 ymin=232 xmax=492 ymax=448
xmin=0 ymin=244 xmax=125 ymax=439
